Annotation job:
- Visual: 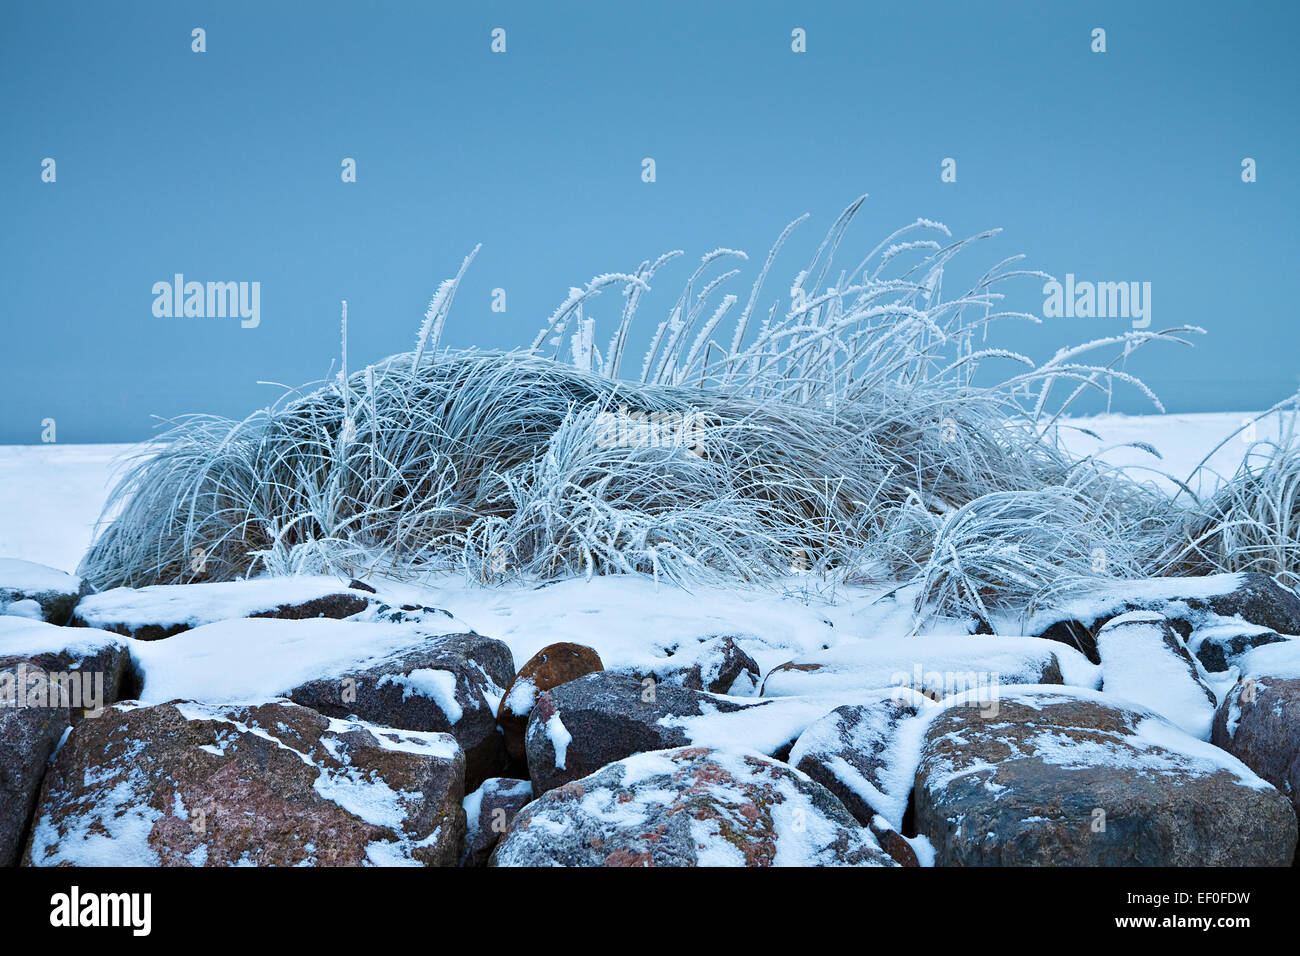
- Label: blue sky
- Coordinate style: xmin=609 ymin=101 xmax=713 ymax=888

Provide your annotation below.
xmin=2 ymin=0 xmax=1296 ymax=443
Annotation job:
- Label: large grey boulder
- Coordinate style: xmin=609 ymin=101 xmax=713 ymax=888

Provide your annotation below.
xmin=1211 ymin=652 xmax=1300 ymax=842
xmin=24 ymin=698 xmax=466 ymax=866
xmin=913 ymin=687 xmax=1296 ymax=866
xmin=285 ymin=632 xmax=514 ymax=791
xmin=491 ymin=746 xmax=897 ymax=867
xmin=523 ymin=671 xmax=750 ymax=795
xmin=0 ymin=661 xmax=71 ymax=866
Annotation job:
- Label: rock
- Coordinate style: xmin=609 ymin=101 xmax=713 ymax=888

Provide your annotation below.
xmin=1189 ymin=624 xmax=1289 ymax=673
xmin=868 ymin=816 xmax=920 ymax=867
xmin=368 ymin=603 xmax=457 ymax=625
xmin=913 ymin=687 xmax=1297 ymax=866
xmin=1031 ymin=573 xmax=1300 ymax=660
xmin=632 ymin=635 xmax=761 ymax=695
xmin=24 ymin=699 xmax=466 ymax=866
xmin=461 ymin=777 xmax=533 ymax=867
xmin=71 ymin=577 xmax=376 ymax=641
xmin=0 ymin=617 xmax=138 ymax=720
xmin=498 ymin=642 xmax=603 ymax=765
xmin=788 ymin=692 xmax=927 ymax=829
xmin=760 ymin=634 xmax=1085 ymax=699
xmin=523 ymin=671 xmax=751 ymax=795
xmin=1204 ymin=573 xmax=1300 ymax=635
xmin=1095 ymin=612 xmax=1217 ymax=739
xmin=523 ymin=671 xmax=931 ymax=795
xmin=285 ymin=632 xmax=514 ymax=791
xmin=491 ymin=746 xmax=897 ymax=867
xmin=1212 ymin=676 xmax=1300 ymax=828
xmin=0 ymin=661 xmax=71 ymax=866
xmin=0 ymin=559 xmax=84 ymax=625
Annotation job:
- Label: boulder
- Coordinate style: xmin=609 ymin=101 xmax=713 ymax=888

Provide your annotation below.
xmin=1031 ymin=573 xmax=1300 ymax=661
xmin=285 ymin=632 xmax=514 ymax=791
xmin=523 ymin=671 xmax=751 ymax=795
xmin=788 ymin=692 xmax=927 ymax=829
xmin=523 ymin=671 xmax=929 ymax=795
xmin=461 ymin=777 xmax=533 ymax=867
xmin=491 ymin=746 xmax=897 ymax=867
xmin=1095 ymin=612 xmax=1216 ymax=739
xmin=0 ymin=559 xmax=83 ymax=625
xmin=1212 ymin=676 xmax=1300 ymax=826
xmin=24 ymin=699 xmax=466 ymax=866
xmin=913 ymin=687 xmax=1296 ymax=866
xmin=71 ymin=577 xmax=376 ymax=641
xmin=498 ymin=642 xmax=603 ymax=765
xmin=0 ymin=617 xmax=137 ymax=720
xmin=0 ymin=661 xmax=71 ymax=866
xmin=630 ymin=634 xmax=761 ymax=696
xmin=760 ymin=634 xmax=1085 ymax=699
xmin=1189 ymin=624 xmax=1289 ymax=673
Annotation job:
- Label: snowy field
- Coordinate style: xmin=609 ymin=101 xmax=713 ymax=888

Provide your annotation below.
xmin=0 ymin=413 xmax=1270 ymax=576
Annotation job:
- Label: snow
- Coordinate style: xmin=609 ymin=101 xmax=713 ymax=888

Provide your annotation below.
xmin=127 ymin=617 xmax=464 ymax=705
xmin=546 ymin=713 xmax=572 ymax=769
xmin=0 ymin=557 xmax=80 ymax=594
xmin=377 ymin=669 xmax=462 ymax=723
xmin=1095 ymin=614 xmax=1216 ymax=739
xmin=0 ymin=442 xmax=133 ymax=573
xmin=0 ymin=615 xmax=120 ymax=655
xmin=1023 ymin=573 xmax=1248 ymax=634
xmin=785 ymin=690 xmax=929 ymax=828
xmin=1237 ymin=638 xmax=1300 ymax=679
xmin=1053 ymin=411 xmax=1286 ymax=498
xmin=74 ymin=576 xmax=378 ymax=632
xmin=759 ymin=633 xmax=1100 ymax=698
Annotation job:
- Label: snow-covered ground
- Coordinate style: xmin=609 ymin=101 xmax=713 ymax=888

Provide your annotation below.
xmin=0 ymin=442 xmax=134 ymax=572
xmin=0 ymin=413 xmax=1271 ymax=576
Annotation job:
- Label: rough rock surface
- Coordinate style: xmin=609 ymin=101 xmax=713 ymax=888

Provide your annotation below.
xmin=1095 ymin=612 xmax=1217 ymax=739
xmin=789 ymin=693 xmax=926 ymax=829
xmin=1032 ymin=572 xmax=1300 ymax=661
xmin=523 ymin=671 xmax=752 ymax=795
xmin=498 ymin=642 xmax=603 ymax=765
xmin=285 ymin=632 xmax=514 ymax=791
xmin=71 ymin=577 xmax=376 ymax=641
xmin=0 ymin=617 xmax=137 ymax=719
xmin=461 ymin=777 xmax=533 ymax=867
xmin=0 ymin=661 xmax=71 ymax=866
xmin=1212 ymin=676 xmax=1300 ymax=825
xmin=24 ymin=698 xmax=466 ymax=866
xmin=491 ymin=746 xmax=897 ymax=867
xmin=913 ymin=688 xmax=1296 ymax=866
xmin=629 ymin=635 xmax=761 ymax=696
xmin=1189 ymin=624 xmax=1289 ymax=673
xmin=0 ymin=559 xmax=84 ymax=625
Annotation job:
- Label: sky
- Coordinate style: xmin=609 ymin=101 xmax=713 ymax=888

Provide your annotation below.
xmin=1 ymin=0 xmax=1297 ymax=444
